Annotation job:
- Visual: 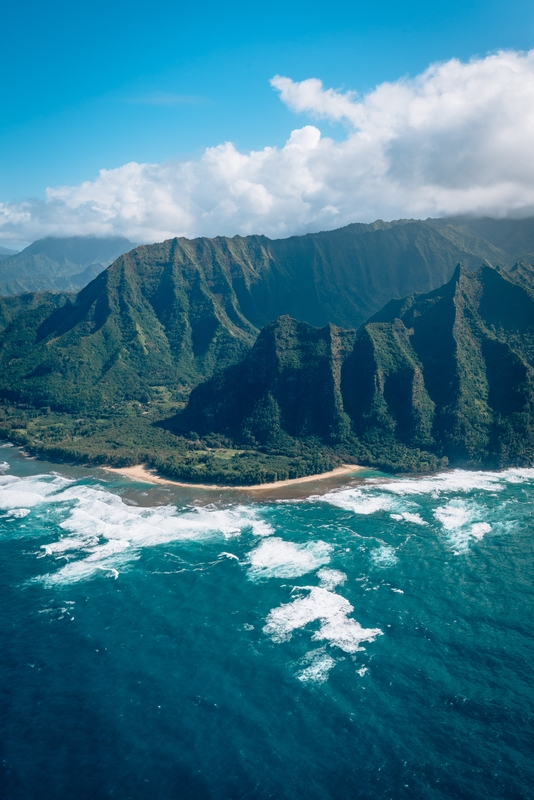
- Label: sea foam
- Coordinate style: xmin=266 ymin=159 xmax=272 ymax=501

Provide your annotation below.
xmin=264 ymin=586 xmax=383 ymax=653
xmin=247 ymin=538 xmax=332 ymax=580
xmin=370 ymin=544 xmax=398 ymax=567
xmin=3 ymin=477 xmax=275 ymax=585
xmin=433 ymin=499 xmax=492 ymax=551
xmin=296 ymin=648 xmax=337 ymax=684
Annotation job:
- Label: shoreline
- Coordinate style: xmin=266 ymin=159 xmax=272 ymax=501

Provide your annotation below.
xmin=103 ymin=463 xmax=362 ymax=491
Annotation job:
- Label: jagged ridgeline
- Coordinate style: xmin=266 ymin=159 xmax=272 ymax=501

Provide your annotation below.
xmin=178 ymin=262 xmax=534 ymax=470
xmin=0 ymin=218 xmax=529 ymax=413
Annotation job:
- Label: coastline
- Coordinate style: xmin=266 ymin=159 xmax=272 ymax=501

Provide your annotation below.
xmin=103 ymin=463 xmax=362 ymax=491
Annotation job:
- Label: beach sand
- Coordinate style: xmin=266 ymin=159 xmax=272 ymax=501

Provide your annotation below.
xmin=103 ymin=463 xmax=361 ymax=492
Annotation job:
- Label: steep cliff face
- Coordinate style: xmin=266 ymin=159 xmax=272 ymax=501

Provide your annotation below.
xmin=0 ymin=248 xmax=256 ymax=412
xmin=180 ymin=263 xmax=534 ymax=470
xmin=163 ymin=219 xmax=509 ymax=330
xmin=360 ymin=264 xmax=534 ymax=465
xmin=0 ymin=217 xmax=508 ymax=415
xmin=181 ymin=316 xmax=355 ymax=444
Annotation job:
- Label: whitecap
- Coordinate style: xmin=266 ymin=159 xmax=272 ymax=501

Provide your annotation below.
xmin=0 ymin=472 xmax=72 ymax=510
xmin=247 ymin=538 xmax=332 ymax=580
xmin=434 ymin=500 xmax=473 ymax=531
xmin=317 ymin=567 xmax=347 ymax=590
xmin=390 ymin=512 xmax=427 ymax=525
xmin=433 ymin=499 xmax=491 ymax=550
xmin=296 ymin=649 xmax=337 ymax=684
xmin=319 ymin=487 xmax=394 ymax=515
xmin=219 ymin=551 xmax=240 ymax=561
xmin=33 ymin=481 xmax=275 ymax=585
xmin=374 ymin=467 xmax=534 ymax=497
xmin=470 ymin=522 xmax=491 ymax=540
xmin=40 ymin=536 xmax=98 ymax=556
xmin=370 ymin=545 xmax=398 ymax=567
xmin=40 ymin=548 xmax=135 ymax=586
xmin=263 ymin=586 xmax=383 ymax=653
xmin=5 ymin=508 xmax=31 ymax=519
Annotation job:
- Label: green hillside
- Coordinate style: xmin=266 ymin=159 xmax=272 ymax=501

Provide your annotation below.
xmin=179 ymin=262 xmax=534 ymax=474
xmin=0 ymin=248 xmax=256 ymax=411
xmin=1 ymin=217 xmax=534 ymax=484
xmin=0 ymin=218 xmax=514 ymax=415
xmin=0 ymin=291 xmax=71 ymax=334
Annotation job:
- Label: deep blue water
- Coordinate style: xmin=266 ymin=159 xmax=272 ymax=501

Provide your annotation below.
xmin=1 ymin=443 xmax=533 ymax=799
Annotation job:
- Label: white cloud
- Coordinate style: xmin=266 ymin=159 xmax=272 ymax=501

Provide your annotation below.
xmin=2 ymin=50 xmax=534 ymax=244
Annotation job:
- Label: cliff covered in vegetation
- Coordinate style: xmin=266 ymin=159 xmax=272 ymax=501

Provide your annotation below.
xmin=178 ymin=262 xmax=534 ymax=472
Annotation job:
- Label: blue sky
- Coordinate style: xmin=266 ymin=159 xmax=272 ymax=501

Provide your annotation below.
xmin=1 ymin=0 xmax=534 ymax=245
xmin=2 ymin=0 xmax=532 ymax=199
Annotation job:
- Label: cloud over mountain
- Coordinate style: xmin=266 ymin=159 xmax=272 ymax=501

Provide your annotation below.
xmin=2 ymin=50 xmax=534 ymax=244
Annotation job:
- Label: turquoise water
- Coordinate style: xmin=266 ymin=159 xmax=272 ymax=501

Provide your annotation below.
xmin=1 ymin=444 xmax=533 ymax=799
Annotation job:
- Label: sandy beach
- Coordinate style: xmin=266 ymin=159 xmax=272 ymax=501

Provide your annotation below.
xmin=103 ymin=463 xmax=361 ymax=491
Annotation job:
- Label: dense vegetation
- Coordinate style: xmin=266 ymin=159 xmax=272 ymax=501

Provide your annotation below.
xmin=179 ymin=262 xmax=534 ymax=473
xmin=2 ymin=217 xmax=534 ymax=414
xmin=1 ymin=217 xmax=534 ymax=484
xmin=0 ymin=403 xmax=343 ymax=485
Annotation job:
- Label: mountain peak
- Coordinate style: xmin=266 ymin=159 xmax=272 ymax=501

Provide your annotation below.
xmin=178 ymin=260 xmax=534 ymax=471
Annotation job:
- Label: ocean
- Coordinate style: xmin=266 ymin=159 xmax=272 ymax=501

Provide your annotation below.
xmin=0 ymin=443 xmax=533 ymax=799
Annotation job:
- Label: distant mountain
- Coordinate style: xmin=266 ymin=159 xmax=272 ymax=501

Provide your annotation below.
xmin=0 ymin=246 xmax=19 ymax=262
xmin=0 ymin=236 xmax=135 ymax=295
xmin=180 ymin=262 xmax=534 ymax=471
xmin=429 ymin=216 xmax=534 ymax=261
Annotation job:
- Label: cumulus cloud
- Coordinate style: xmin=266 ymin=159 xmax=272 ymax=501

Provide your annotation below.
xmin=2 ymin=49 xmax=534 ymax=244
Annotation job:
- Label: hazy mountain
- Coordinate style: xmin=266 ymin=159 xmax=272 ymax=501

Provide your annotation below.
xmin=0 ymin=236 xmax=135 ymax=295
xmin=0 ymin=246 xmax=19 ymax=262
xmin=428 ymin=216 xmax=534 ymax=262
xmin=180 ymin=262 xmax=534 ymax=471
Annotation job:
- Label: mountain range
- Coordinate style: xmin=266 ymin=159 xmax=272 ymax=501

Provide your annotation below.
xmin=178 ymin=261 xmax=534 ymax=471
xmin=1 ymin=216 xmax=534 ymax=480
xmin=1 ymin=216 xmax=534 ymax=412
xmin=0 ymin=236 xmax=135 ymax=295
xmin=0 ymin=246 xmax=18 ymax=261
xmin=1 ymin=216 xmax=534 ymax=307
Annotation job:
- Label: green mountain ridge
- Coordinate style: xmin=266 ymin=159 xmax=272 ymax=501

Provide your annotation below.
xmin=1 ymin=216 xmax=534 ymax=483
xmin=179 ymin=262 xmax=534 ymax=472
xmin=0 ymin=217 xmax=517 ymax=414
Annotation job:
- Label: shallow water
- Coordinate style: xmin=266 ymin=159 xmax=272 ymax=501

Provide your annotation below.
xmin=1 ymin=444 xmax=533 ymax=799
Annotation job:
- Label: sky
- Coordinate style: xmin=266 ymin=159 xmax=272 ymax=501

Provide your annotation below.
xmin=1 ymin=0 xmax=534 ymax=247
